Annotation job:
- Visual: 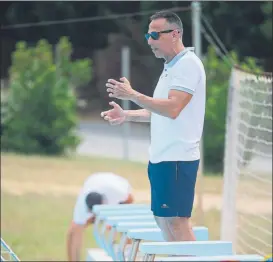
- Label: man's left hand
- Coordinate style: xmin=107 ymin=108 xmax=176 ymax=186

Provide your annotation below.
xmin=106 ymin=77 xmax=136 ymax=100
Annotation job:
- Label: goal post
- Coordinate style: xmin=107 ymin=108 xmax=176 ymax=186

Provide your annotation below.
xmin=221 ymin=65 xmax=272 ymax=256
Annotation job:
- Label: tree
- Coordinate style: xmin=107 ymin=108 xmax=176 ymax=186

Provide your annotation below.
xmin=203 ymin=46 xmax=262 ymax=172
xmin=201 ymin=1 xmax=272 ymax=71
xmin=1 ymin=37 xmax=92 ymax=155
xmin=2 ymin=2 xmax=140 ymax=48
xmin=260 ymin=2 xmax=272 ymax=41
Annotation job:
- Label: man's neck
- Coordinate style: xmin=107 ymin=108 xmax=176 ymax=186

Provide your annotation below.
xmin=165 ymin=44 xmax=185 ymax=63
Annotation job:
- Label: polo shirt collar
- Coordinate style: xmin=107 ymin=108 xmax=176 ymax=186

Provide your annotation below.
xmin=164 ymin=47 xmax=195 ymax=69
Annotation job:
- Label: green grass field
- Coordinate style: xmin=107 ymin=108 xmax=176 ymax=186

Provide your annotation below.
xmin=1 ymin=153 xmax=223 ymax=194
xmin=1 ymin=192 xmax=222 ymax=260
xmin=1 ymin=153 xmax=271 ymax=260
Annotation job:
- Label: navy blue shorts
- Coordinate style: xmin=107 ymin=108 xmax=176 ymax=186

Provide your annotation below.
xmin=148 ymin=160 xmax=199 ymax=217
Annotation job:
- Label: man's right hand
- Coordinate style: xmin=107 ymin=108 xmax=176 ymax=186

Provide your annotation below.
xmin=101 ymin=101 xmax=126 ymax=125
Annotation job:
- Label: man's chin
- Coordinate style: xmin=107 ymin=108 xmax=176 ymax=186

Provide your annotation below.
xmin=153 ymin=51 xmax=163 ymax=58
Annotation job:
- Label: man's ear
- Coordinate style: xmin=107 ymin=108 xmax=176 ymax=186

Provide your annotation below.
xmin=173 ymin=29 xmax=180 ymax=39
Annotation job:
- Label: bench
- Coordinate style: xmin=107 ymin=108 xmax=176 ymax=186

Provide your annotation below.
xmin=105 ymin=220 xmax=157 ymax=259
xmin=100 ymin=215 xmax=154 ymax=248
xmin=114 ymin=222 xmax=158 ymax=261
xmin=87 ymin=215 xmax=155 ymax=261
xmin=86 ymin=204 xmax=230 ymax=262
xmin=139 ymin=241 xmax=233 ymax=261
xmin=93 ymin=206 xmax=151 ymax=249
xmin=154 ymin=254 xmax=264 ymax=261
xmin=87 ymin=204 xmax=151 ymax=261
xmin=138 ymin=241 xmax=264 ymax=262
xmin=86 ymin=204 xmax=263 ymax=262
xmin=125 ymin=227 xmax=209 ymax=261
xmin=87 ymin=219 xmax=209 ymax=261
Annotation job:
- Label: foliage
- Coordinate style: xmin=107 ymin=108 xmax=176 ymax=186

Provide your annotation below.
xmin=201 ymin=1 xmax=272 ymax=70
xmin=2 ymin=1 xmax=271 ymax=166
xmin=259 ymin=1 xmax=272 ymax=41
xmin=203 ymin=46 xmax=262 ymax=172
xmin=2 ymin=2 xmax=271 ymax=70
xmin=1 ymin=37 xmax=92 ymax=155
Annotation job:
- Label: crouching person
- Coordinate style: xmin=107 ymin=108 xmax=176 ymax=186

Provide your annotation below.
xmin=67 ymin=172 xmax=134 ymax=261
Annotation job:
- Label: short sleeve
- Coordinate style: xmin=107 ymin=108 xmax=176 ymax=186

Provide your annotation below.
xmin=73 ymin=192 xmax=92 ymax=225
xmin=170 ymin=58 xmax=201 ymax=95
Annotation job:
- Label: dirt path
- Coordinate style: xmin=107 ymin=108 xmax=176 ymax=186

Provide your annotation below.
xmin=1 ymin=179 xmax=271 ymax=215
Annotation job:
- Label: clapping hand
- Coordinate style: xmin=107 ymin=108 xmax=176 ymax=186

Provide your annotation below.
xmin=106 ymin=77 xmax=136 ymax=100
xmin=101 ymin=101 xmax=126 ymax=125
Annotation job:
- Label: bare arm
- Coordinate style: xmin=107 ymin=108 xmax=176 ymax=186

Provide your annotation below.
xmin=67 ymin=223 xmax=84 ymax=261
xmin=67 ymin=220 xmax=92 ymax=261
xmin=131 ymin=90 xmax=193 ymax=119
xmin=124 ymin=109 xmax=151 ymax=122
xmin=106 ymin=69 xmax=196 ymax=119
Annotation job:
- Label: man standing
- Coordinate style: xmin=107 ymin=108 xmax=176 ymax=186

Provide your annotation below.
xmin=67 ymin=172 xmax=134 ymax=261
xmin=101 ymin=10 xmax=206 ymax=242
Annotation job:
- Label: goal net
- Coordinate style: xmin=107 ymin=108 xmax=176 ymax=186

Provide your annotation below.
xmin=220 ymin=66 xmax=272 ymax=256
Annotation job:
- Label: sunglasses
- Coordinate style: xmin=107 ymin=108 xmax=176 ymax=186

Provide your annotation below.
xmin=145 ymin=29 xmax=178 ymax=41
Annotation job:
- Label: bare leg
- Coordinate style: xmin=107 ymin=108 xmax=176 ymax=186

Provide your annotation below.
xmin=164 ymin=217 xmax=196 ymax=257
xmin=154 ymin=216 xmax=195 ymax=257
xmin=154 ymin=216 xmax=175 ymax=241
xmin=166 ymin=217 xmax=196 ymax=241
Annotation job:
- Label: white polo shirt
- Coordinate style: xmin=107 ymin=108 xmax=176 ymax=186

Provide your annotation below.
xmin=73 ymin=173 xmax=131 ymax=225
xmin=149 ymin=47 xmax=206 ymax=163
